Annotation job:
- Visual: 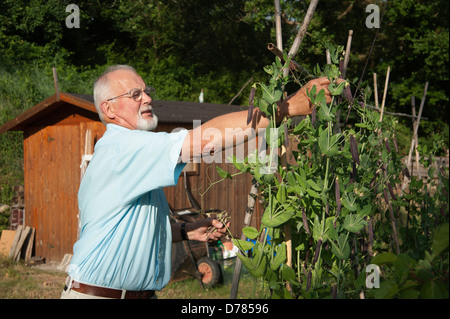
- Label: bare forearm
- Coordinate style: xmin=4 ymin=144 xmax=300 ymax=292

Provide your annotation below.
xmin=180 ymin=77 xmax=333 ymax=161
xmin=180 ymin=108 xmax=284 ymax=161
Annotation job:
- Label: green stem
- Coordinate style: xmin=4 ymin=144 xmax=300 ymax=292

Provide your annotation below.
xmin=199 ymin=170 xmax=244 ymax=197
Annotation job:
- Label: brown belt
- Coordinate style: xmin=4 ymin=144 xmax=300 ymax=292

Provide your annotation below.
xmin=66 ymin=280 xmax=155 ymax=299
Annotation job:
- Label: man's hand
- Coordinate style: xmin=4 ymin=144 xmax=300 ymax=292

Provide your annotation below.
xmin=279 ymin=77 xmax=335 ymax=118
xmin=185 ymin=218 xmax=229 ymax=243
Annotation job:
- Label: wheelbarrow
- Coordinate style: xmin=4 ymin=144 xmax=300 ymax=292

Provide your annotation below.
xmin=169 ymin=171 xmax=223 ymax=288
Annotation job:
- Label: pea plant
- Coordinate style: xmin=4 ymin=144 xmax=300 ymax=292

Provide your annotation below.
xmin=222 ymin=46 xmax=448 ymax=299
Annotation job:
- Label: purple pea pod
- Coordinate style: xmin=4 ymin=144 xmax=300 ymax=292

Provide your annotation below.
xmin=339 ymin=59 xmax=344 ymax=74
xmin=385 ymin=138 xmax=391 ymax=153
xmin=342 ymin=84 xmax=354 ymax=103
xmin=349 ymin=135 xmax=360 ymax=165
xmin=392 ymin=135 xmax=399 ymax=154
xmin=387 ymin=182 xmax=397 ymax=200
xmin=311 ymin=106 xmax=316 ymax=126
xmin=306 ymin=270 xmax=312 ymax=292
xmin=305 ymin=238 xmax=312 ymax=261
xmin=247 ymin=87 xmax=256 ymax=125
xmin=302 ymin=209 xmax=311 ymax=235
xmin=312 ymin=238 xmax=322 ymax=265
xmin=331 ymin=285 xmax=337 ymax=299
xmin=383 ymin=188 xmax=390 ymax=204
xmin=442 ymin=184 xmax=448 ymax=197
xmin=335 ymin=177 xmax=341 ymax=219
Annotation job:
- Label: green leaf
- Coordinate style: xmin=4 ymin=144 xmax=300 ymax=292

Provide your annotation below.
xmin=317 ymin=103 xmax=334 ymax=122
xmin=232 ymin=239 xmax=254 ymax=252
xmin=393 ymin=254 xmax=415 ymax=282
xmin=262 ymin=205 xmax=295 ymax=228
xmin=260 ymin=82 xmax=282 ymax=105
xmin=315 ymin=88 xmax=326 ymax=106
xmin=341 ymin=195 xmax=357 ymax=212
xmin=286 ymin=171 xmax=304 ymax=195
xmin=257 ymin=97 xmax=270 ymax=116
xmin=330 ymin=233 xmax=350 ymax=260
xmin=293 ymin=117 xmax=309 ymax=134
xmin=306 ymin=84 xmax=317 ymax=100
xmin=431 ymin=222 xmax=449 ymax=260
xmin=399 ymin=288 xmax=420 ymax=299
xmin=271 ymin=242 xmax=287 ymax=271
xmin=312 ymin=214 xmax=325 ymax=241
xmin=343 ymin=213 xmax=367 ymax=233
xmin=325 ymin=217 xmax=339 ymax=241
xmin=318 ymin=129 xmax=339 ymax=157
xmin=421 ymin=281 xmax=449 ymax=299
xmin=374 ymin=280 xmax=399 ymax=299
xmin=306 ymin=188 xmax=321 ymax=199
xmin=242 ymin=226 xmax=259 ymax=240
xmin=306 ymin=179 xmax=321 ymax=191
xmin=216 ymin=166 xmax=232 ymax=179
xmin=276 ymin=184 xmax=287 ymax=204
xmin=237 ymin=242 xmax=267 ymax=278
xmin=371 ymin=252 xmax=397 ymax=265
xmin=281 ymin=264 xmax=297 ymax=283
xmin=414 ymin=268 xmax=435 ymax=282
xmin=328 ymin=81 xmax=345 ymax=96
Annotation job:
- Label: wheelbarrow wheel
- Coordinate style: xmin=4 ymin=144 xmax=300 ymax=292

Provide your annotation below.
xmin=197 ymin=257 xmax=221 ymax=287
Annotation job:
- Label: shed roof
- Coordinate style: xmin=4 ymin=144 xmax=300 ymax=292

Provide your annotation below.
xmin=0 ymin=92 xmax=245 ymax=134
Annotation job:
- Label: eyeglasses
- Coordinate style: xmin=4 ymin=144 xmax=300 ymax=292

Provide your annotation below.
xmin=106 ymin=86 xmax=155 ymax=102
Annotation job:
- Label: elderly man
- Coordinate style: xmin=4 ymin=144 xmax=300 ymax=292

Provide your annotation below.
xmin=61 ymin=65 xmax=333 ymax=299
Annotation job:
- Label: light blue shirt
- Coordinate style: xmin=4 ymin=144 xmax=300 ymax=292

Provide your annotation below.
xmin=69 ymin=124 xmax=188 ymax=291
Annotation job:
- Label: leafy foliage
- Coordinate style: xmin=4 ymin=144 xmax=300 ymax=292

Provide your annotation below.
xmin=370 ymin=223 xmax=448 ymax=299
xmin=226 ymin=46 xmax=448 ymax=299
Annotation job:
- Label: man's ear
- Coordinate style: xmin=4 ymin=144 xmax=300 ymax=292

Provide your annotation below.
xmin=100 ymin=101 xmax=115 ymax=121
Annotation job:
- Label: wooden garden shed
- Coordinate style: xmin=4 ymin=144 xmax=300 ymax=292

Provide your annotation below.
xmin=0 ymin=92 xmax=261 ymax=262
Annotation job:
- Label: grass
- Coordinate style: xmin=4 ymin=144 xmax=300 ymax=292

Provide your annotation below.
xmin=158 ymin=259 xmax=267 ymax=299
xmin=0 ymin=256 xmax=268 ymax=299
xmin=0 ymin=256 xmax=66 ymax=299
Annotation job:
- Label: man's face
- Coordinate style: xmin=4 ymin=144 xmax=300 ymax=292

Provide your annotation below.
xmin=103 ymin=70 xmax=158 ymax=131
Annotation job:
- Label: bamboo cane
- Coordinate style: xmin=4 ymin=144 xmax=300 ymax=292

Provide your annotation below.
xmin=274 ymin=0 xmax=283 ymax=51
xmin=373 ymin=73 xmax=379 ymax=108
xmin=403 ymin=82 xmax=428 ymax=190
xmin=230 ymin=181 xmax=259 ymax=299
xmin=326 ymin=50 xmax=331 ymax=65
xmin=379 ymin=66 xmax=390 ymax=123
xmin=273 ymin=0 xmax=293 ymax=293
xmin=283 ymin=0 xmax=319 ymax=77
xmin=411 ymin=97 xmax=422 ymax=179
xmin=342 ymin=30 xmax=353 ymax=79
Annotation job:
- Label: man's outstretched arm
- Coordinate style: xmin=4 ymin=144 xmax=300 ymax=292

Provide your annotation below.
xmin=180 ymin=77 xmax=334 ymax=162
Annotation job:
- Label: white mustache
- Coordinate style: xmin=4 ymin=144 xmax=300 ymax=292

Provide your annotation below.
xmin=140 ymin=106 xmax=154 ymax=114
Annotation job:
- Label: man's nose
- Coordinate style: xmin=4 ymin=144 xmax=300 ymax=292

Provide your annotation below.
xmin=141 ymin=91 xmax=152 ymax=104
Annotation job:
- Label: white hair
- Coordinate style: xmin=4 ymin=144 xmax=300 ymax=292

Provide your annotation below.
xmin=93 ymin=65 xmax=138 ymax=124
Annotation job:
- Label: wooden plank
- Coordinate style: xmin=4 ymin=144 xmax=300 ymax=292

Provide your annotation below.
xmin=0 ymin=230 xmax=17 ymax=257
xmin=24 ymin=228 xmax=35 ymax=261
xmin=14 ymin=226 xmax=31 ymax=261
xmin=9 ymin=225 xmax=23 ymax=258
xmin=9 ymin=226 xmax=30 ymax=261
xmin=16 ymin=226 xmax=34 ymax=261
